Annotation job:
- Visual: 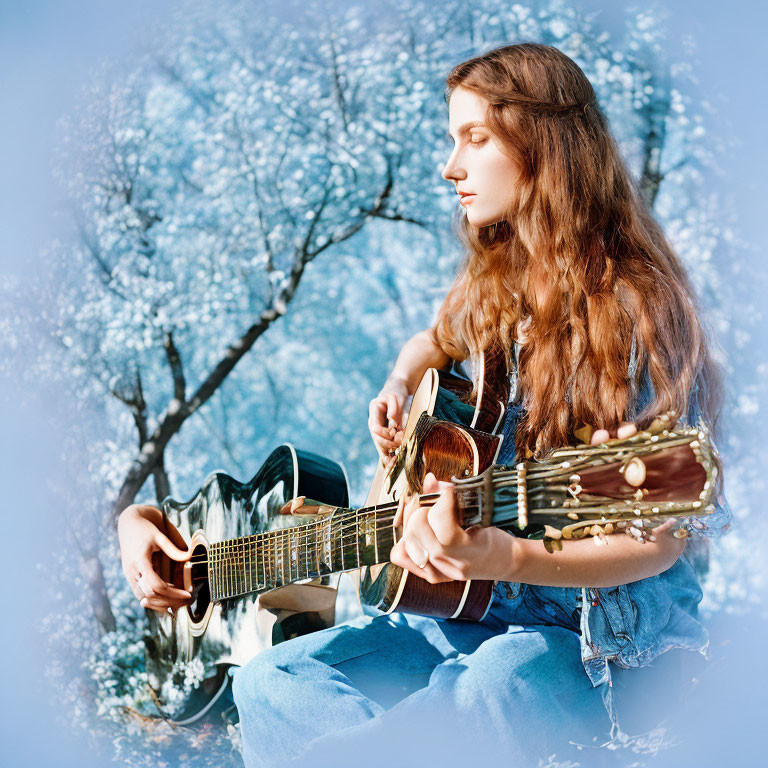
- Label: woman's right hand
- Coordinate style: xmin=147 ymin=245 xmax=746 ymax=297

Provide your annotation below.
xmin=117 ymin=505 xmax=194 ymax=613
xmin=368 ymin=376 xmax=410 ymax=461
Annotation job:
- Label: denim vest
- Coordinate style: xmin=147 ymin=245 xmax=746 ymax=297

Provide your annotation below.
xmin=494 ymin=339 xmax=733 ymax=689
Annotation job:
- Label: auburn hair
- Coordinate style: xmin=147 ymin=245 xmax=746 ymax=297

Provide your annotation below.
xmin=431 ymin=43 xmax=725 ymax=460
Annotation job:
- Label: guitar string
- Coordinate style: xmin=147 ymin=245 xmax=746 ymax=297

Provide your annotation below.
xmin=193 ymin=493 xmax=693 ymax=599
xmin=184 ymin=459 xmax=607 ymax=569
xmin=188 ymin=478 xmax=559 ymax=579
xmin=190 ymin=477 xmax=578 ymax=575
xmin=185 ymin=443 xmax=697 ymax=595
xmin=186 ymin=478 xmax=672 ymax=573
xmin=187 ymin=478 xmax=511 ymax=564
xmin=185 ymin=492 xmax=483 ymax=565
xmin=190 ymin=494 xmax=474 ymax=591
xmin=182 ymin=439 xmax=696 ymax=566
xmin=188 ymin=492 xmax=505 ymax=599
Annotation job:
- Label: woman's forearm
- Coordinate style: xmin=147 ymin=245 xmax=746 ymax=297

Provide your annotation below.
xmin=388 ymin=328 xmax=451 ymax=394
xmin=493 ymin=526 xmax=687 ymax=587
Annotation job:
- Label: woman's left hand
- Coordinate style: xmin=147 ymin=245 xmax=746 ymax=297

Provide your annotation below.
xmin=389 ymin=472 xmax=510 ymax=583
xmin=590 ymin=421 xmax=637 ymax=445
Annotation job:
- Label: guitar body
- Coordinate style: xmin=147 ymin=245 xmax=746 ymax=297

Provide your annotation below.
xmin=145 ymin=444 xmax=350 ymax=723
xmin=358 ymin=350 xmax=510 ymax=621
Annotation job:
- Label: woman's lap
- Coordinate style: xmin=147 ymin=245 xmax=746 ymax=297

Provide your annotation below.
xmin=231 ymin=609 xmax=613 ymax=768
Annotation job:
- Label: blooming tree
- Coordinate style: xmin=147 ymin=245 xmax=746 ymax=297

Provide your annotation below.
xmin=1 ymin=0 xmax=762 ymax=764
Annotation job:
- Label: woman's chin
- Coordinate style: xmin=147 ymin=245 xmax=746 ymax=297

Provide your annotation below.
xmin=467 ymin=213 xmax=495 ymax=229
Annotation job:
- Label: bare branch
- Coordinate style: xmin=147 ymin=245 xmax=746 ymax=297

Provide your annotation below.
xmin=163 ymin=329 xmax=186 ymax=403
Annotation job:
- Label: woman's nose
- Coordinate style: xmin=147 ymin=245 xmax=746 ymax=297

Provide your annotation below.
xmin=441 ymin=153 xmax=464 ymax=182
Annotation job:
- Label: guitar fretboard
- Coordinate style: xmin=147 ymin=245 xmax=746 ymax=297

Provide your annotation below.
xmin=208 ymin=506 xmax=397 ymax=602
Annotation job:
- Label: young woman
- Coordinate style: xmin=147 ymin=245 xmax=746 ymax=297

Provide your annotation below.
xmin=118 ymin=43 xmax=731 ymax=766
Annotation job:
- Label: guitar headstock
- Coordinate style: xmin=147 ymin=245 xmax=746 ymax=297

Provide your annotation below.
xmin=450 ymin=411 xmax=720 ymax=550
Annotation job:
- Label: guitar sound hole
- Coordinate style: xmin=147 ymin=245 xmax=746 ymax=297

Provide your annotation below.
xmin=187 ymin=543 xmax=211 ymax=623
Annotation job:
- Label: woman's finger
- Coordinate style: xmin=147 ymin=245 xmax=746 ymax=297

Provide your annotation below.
xmin=371 ymin=423 xmax=397 ymax=439
xmin=389 ymin=538 xmax=450 ymax=584
xmin=616 ymin=422 xmax=637 ymax=439
xmin=164 ymin=520 xmax=189 ymax=553
xmin=153 ymin=531 xmax=192 ymax=563
xmin=139 ymin=595 xmax=190 ymax=613
xmin=370 ymin=422 xmax=399 ymax=449
xmin=369 ymin=399 xmax=388 ymax=425
xmin=386 ymin=393 xmax=402 ymax=429
xmin=425 ymin=487 xmax=462 ymax=547
xmin=136 ymin=558 xmax=193 ymax=601
xmin=651 ymin=518 xmax=676 ymax=536
xmin=402 ymin=492 xmax=425 ymax=529
xmin=129 ymin=582 xmax=144 ymax=600
xmin=393 ymin=492 xmax=409 ymax=529
xmin=371 ymin=427 xmax=399 ymax=449
xmin=590 ymin=428 xmax=610 ymax=445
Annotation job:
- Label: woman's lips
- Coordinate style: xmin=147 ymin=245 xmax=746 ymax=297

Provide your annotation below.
xmin=459 ymin=194 xmax=476 ymax=205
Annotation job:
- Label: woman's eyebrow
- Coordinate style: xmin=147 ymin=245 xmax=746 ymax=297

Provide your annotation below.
xmin=447 ymin=121 xmax=486 ymax=139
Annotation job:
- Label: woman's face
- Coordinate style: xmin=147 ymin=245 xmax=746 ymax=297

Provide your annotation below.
xmin=441 ymin=86 xmax=521 ymax=228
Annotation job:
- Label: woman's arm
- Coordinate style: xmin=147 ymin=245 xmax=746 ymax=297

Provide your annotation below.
xmin=369 ymin=329 xmax=451 ymax=458
xmin=390 ymin=472 xmax=687 ymax=588
xmin=387 ymin=328 xmax=452 ymax=394
xmin=491 ymin=522 xmax=686 ymax=587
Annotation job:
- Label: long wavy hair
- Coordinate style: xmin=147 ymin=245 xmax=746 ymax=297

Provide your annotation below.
xmin=431 ymin=43 xmax=725 ymax=460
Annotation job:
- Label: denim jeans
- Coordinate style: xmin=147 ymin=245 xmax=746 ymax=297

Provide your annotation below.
xmin=230 ymin=580 xmax=702 ymax=768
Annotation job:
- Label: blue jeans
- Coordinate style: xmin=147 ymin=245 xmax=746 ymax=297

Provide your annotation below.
xmin=231 ymin=582 xmax=700 ymax=767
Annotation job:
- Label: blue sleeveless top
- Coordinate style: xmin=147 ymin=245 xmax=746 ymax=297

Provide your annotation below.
xmin=493 ymin=340 xmax=733 ymax=688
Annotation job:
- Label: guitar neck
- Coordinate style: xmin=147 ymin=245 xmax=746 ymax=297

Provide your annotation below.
xmin=208 ymin=423 xmax=715 ymax=602
xmin=208 ymin=503 xmax=400 ymax=602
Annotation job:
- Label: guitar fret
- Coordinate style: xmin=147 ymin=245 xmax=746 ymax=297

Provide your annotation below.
xmin=209 ymin=544 xmax=215 ymax=601
xmin=272 ymin=530 xmax=277 ymax=586
xmin=220 ymin=543 xmax=225 ymax=599
xmin=267 ymin=532 xmax=273 ymax=587
xmin=245 ymin=538 xmax=250 ymax=594
xmin=241 ymin=538 xmax=247 ymax=595
xmin=261 ymin=534 xmax=267 ymax=589
xmin=284 ymin=530 xmax=290 ymax=585
xmin=224 ymin=543 xmax=229 ymax=598
xmin=234 ymin=540 xmax=239 ymax=596
xmin=217 ymin=544 xmax=221 ymax=601
xmin=234 ymin=540 xmax=240 ymax=597
xmin=355 ymin=508 xmax=360 ymax=568
xmin=215 ymin=543 xmax=219 ymax=601
xmin=229 ymin=542 xmax=234 ymax=598
xmin=245 ymin=537 xmax=251 ymax=594
xmin=234 ymin=541 xmax=239 ymax=596
xmin=373 ymin=510 xmax=379 ymax=563
xmin=251 ymin=536 xmax=257 ymax=592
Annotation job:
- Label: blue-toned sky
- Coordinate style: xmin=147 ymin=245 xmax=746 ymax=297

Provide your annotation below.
xmin=1 ymin=1 xmax=765 ymax=766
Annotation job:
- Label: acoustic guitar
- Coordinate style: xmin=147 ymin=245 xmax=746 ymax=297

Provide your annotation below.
xmin=143 ymin=349 xmax=717 ymax=723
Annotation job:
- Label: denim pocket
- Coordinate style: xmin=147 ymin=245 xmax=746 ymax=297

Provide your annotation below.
xmin=523 ymin=585 xmax=582 ymax=632
xmin=594 ymin=585 xmax=636 ymax=652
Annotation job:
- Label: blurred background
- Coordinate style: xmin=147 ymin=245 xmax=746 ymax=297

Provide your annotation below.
xmin=1 ymin=0 xmax=765 ymax=765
